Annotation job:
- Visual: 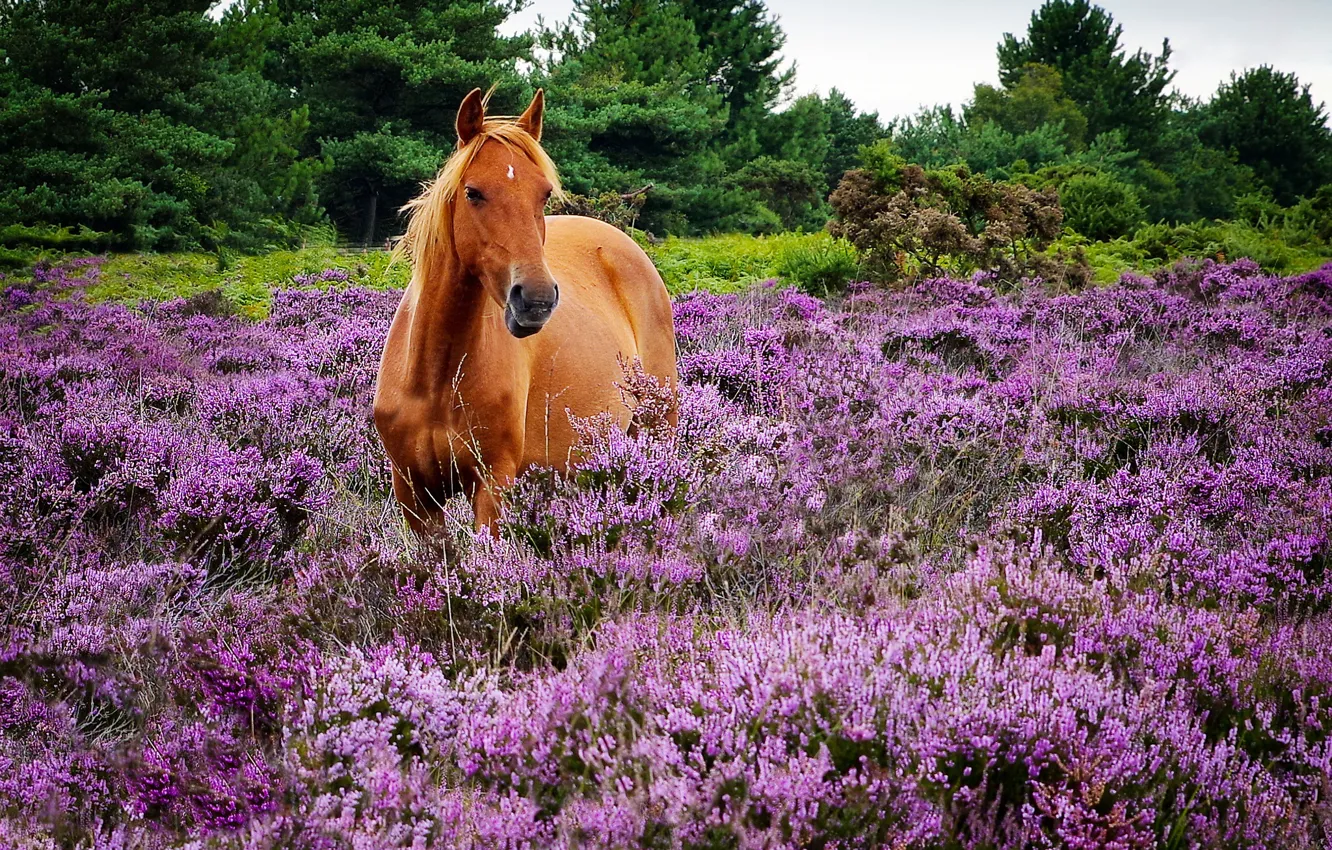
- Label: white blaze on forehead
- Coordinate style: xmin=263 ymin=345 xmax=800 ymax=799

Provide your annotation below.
xmin=507 ymin=164 xmax=515 ymax=180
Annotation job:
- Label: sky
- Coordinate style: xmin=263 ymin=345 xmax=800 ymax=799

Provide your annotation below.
xmin=499 ymin=0 xmax=1332 ymax=123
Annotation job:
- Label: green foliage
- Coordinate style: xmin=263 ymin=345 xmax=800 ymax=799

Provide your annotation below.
xmin=888 ymin=106 xmax=970 ymax=170
xmin=0 ymin=223 xmax=116 ymax=268
xmin=644 ymin=233 xmax=783 ymax=292
xmin=1199 ymin=66 xmax=1332 ymax=206
xmin=859 ymin=140 xmax=908 ymax=188
xmin=1129 ymin=124 xmax=1258 ymax=223
xmin=0 ymin=0 xmax=324 ymax=251
xmin=883 ymin=104 xmax=1076 ymax=186
xmin=1058 ymin=171 xmax=1146 ymax=240
xmin=1286 ymin=185 xmax=1332 ymax=245
xmin=969 ymin=64 xmax=1087 ymax=148
xmin=962 ymin=121 xmax=1075 ymax=180
xmin=265 ymin=0 xmax=530 ymax=244
xmin=770 ymin=233 xmax=860 ymax=294
xmin=644 ymin=231 xmax=853 ymax=293
xmin=1061 ymin=213 xmax=1331 ymax=285
xmin=0 ymin=223 xmax=114 ymax=250
xmin=997 ymin=0 xmax=1174 ymax=156
xmin=730 ymin=156 xmax=826 ymax=231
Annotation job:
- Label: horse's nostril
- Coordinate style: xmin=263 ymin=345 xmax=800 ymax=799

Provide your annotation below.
xmin=509 ymin=281 xmax=557 ymax=314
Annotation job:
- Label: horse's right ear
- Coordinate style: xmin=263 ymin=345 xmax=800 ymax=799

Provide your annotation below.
xmin=518 ymin=89 xmax=544 ymax=141
xmin=456 ymin=88 xmax=485 ymax=145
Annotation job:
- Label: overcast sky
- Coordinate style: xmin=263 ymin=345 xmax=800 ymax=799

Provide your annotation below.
xmin=500 ymin=0 xmax=1332 ymax=123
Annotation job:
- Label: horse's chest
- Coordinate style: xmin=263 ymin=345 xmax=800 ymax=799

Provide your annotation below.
xmin=378 ymin=388 xmax=525 ymax=484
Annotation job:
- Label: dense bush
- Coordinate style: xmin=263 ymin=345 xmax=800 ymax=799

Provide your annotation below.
xmin=828 ymin=149 xmax=1080 ymax=285
xmin=1058 ymin=170 xmax=1147 ymax=240
xmin=547 ymin=188 xmax=651 ymax=231
xmin=4 ymin=256 xmax=1332 ymax=846
xmin=645 ymin=231 xmax=859 ymax=293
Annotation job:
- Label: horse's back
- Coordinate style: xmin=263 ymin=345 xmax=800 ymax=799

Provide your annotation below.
xmin=540 ymin=215 xmax=676 ymax=373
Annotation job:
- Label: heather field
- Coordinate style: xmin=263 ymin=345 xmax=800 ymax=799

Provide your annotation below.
xmin=4 ymin=256 xmax=1332 ymax=848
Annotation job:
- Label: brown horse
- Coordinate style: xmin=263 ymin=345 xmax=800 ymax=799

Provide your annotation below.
xmin=373 ymin=88 xmax=679 ymax=532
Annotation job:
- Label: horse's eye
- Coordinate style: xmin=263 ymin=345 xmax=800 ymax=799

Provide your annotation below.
xmin=465 ymin=187 xmax=485 ymax=204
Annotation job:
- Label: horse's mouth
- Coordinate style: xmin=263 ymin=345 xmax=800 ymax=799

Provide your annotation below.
xmin=505 ymin=303 xmax=552 ymax=338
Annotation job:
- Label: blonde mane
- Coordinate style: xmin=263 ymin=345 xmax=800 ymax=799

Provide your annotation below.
xmin=396 ymin=112 xmax=563 ymax=308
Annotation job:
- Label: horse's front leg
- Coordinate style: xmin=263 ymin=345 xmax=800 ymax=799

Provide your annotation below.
xmin=390 ymin=466 xmax=428 ymax=534
xmin=470 ymin=460 xmax=518 ymax=535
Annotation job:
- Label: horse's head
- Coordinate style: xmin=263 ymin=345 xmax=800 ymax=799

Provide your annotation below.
xmin=452 ymin=88 xmax=560 ymax=338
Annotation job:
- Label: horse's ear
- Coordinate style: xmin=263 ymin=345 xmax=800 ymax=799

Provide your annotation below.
xmin=518 ymin=89 xmax=544 ymax=141
xmin=456 ymin=88 xmax=485 ymax=145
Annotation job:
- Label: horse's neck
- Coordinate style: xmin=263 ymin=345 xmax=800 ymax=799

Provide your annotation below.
xmin=403 ymin=257 xmax=502 ymax=396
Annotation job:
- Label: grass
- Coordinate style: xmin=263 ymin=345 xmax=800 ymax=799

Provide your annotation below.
xmin=93 ymin=248 xmax=408 ymax=318
xmin=17 ymin=223 xmax=1327 ymax=315
xmin=30 ymin=231 xmax=861 ymax=316
xmin=1065 ymin=219 xmax=1332 ymax=285
xmin=643 ymin=231 xmax=860 ymax=294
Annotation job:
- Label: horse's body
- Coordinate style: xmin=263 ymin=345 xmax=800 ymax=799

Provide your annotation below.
xmin=373 ymin=89 xmax=678 ymax=531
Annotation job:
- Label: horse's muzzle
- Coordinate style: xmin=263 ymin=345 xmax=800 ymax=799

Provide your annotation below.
xmin=505 ymin=282 xmax=559 ymax=338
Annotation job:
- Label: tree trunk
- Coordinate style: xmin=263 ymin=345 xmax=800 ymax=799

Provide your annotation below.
xmin=362 ymin=189 xmax=379 ymax=247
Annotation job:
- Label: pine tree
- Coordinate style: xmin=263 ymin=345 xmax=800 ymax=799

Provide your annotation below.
xmin=1201 ymin=66 xmax=1332 ymax=205
xmin=265 ymin=0 xmax=530 ymax=243
xmin=537 ymin=0 xmax=729 ymax=234
xmin=677 ymin=0 xmax=791 ymax=137
xmin=997 ymin=0 xmax=1172 ymax=155
xmin=822 ymin=88 xmax=887 ymax=192
xmin=0 ymin=0 xmax=321 ymax=249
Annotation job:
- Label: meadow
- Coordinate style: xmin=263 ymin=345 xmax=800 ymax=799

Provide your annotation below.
xmin=3 ymin=250 xmax=1332 ymax=848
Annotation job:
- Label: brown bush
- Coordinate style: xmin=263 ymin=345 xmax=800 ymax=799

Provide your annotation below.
xmin=829 ymin=161 xmax=1087 ymax=286
xmin=547 ymin=186 xmax=651 ymax=232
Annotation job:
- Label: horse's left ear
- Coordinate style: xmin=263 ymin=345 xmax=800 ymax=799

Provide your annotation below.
xmin=457 ymin=87 xmax=485 ymax=145
xmin=518 ymin=89 xmax=544 ymax=141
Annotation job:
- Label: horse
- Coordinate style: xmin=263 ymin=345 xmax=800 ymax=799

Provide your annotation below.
xmin=373 ymin=88 xmax=679 ymax=533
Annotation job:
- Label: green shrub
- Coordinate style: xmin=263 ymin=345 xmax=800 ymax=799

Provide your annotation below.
xmin=771 ymin=234 xmax=860 ymax=293
xmin=1284 ymin=184 xmax=1332 ymax=244
xmin=94 ymin=248 xmax=407 ymax=318
xmin=1059 ymin=172 xmax=1146 ymax=240
xmin=644 ymin=232 xmax=859 ymax=295
xmin=1052 ymin=234 xmax=1145 ymax=284
xmin=645 ymin=233 xmax=783 ymax=294
xmin=730 ymin=156 xmax=828 ymax=231
xmin=0 ymin=223 xmax=116 ymax=268
xmin=0 ymin=222 xmax=115 ymax=250
xmin=1130 ymin=222 xmax=1220 ymax=262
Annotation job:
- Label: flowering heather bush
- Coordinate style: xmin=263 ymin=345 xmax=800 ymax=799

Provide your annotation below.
xmin=3 ymin=256 xmax=1332 ymax=847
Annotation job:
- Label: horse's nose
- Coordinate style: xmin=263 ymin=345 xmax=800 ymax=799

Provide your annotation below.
xmin=509 ymin=282 xmax=559 ymax=313
xmin=505 ymin=280 xmax=559 ymax=338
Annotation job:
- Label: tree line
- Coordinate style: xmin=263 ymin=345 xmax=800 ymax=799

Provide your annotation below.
xmin=1 ymin=0 xmax=1329 ymax=253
